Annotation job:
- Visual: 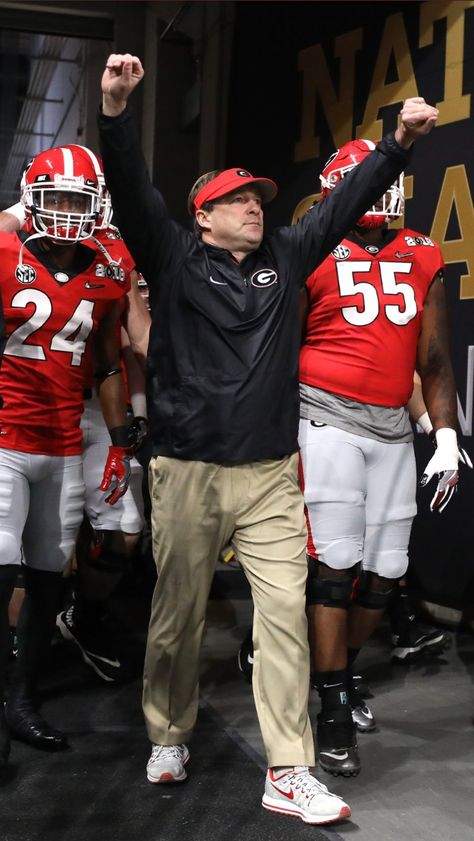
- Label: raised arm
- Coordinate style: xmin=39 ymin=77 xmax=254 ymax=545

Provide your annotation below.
xmin=282 ymin=97 xmax=439 ymax=282
xmin=98 ymin=53 xmax=188 ymax=286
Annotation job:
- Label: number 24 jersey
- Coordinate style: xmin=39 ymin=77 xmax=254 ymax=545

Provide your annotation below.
xmin=299 ymin=229 xmax=444 ymax=408
xmin=0 ymin=231 xmax=131 ymax=456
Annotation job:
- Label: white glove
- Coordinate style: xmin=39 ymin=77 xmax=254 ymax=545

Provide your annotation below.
xmin=417 ymin=412 xmax=473 ymax=468
xmin=419 ymin=427 xmax=462 ymax=513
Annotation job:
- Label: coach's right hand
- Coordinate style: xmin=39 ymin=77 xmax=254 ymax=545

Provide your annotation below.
xmin=102 ymin=53 xmax=144 ymax=117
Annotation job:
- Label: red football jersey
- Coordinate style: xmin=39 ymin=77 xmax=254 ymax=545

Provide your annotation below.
xmin=0 ymin=231 xmax=130 ymax=455
xmin=300 ymin=229 xmax=444 ymax=407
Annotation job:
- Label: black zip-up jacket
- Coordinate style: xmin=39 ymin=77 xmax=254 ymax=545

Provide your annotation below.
xmin=98 ymin=106 xmax=411 ymax=464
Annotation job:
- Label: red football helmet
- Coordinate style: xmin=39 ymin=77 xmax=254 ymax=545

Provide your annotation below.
xmin=62 ymin=144 xmax=113 ymax=230
xmin=21 ymin=146 xmax=100 ymax=242
xmin=319 ymin=139 xmax=404 ymax=229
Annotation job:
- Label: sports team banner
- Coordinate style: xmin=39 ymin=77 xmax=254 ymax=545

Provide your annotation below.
xmin=227 ymin=1 xmax=474 ymax=606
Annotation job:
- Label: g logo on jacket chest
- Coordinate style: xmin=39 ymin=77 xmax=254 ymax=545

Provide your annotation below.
xmin=250 ymin=269 xmax=278 ymax=288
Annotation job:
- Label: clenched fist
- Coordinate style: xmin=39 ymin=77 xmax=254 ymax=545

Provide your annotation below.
xmin=395 ymin=97 xmax=439 ymax=148
xmin=102 ymin=53 xmax=144 ymax=117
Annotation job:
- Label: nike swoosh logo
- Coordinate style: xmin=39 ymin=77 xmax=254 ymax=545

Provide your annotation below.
xmin=271 ymin=782 xmax=294 ymax=799
xmin=395 ymin=251 xmax=414 ymax=258
xmin=320 ymin=751 xmax=349 ymax=761
xmin=209 ymin=276 xmax=228 ymax=286
xmin=85 ymin=650 xmax=120 ymax=667
xmin=85 ymin=282 xmax=105 ymax=289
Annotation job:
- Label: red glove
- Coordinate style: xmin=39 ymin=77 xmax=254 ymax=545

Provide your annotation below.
xmin=100 ymin=445 xmax=132 ymax=505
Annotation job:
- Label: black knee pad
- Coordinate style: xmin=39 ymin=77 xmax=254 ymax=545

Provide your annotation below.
xmin=353 ymin=571 xmax=394 ymax=610
xmin=306 ymin=561 xmax=354 ymax=608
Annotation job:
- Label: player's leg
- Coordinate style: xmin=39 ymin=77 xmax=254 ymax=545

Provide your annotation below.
xmin=57 ymin=397 xmax=145 ymax=681
xmin=347 ymin=439 xmax=416 ymax=728
xmin=299 ymin=419 xmax=365 ymax=777
xmin=347 ymin=570 xmax=395 ymax=732
xmin=6 ymin=454 xmax=84 ymax=750
xmin=0 ymin=449 xmax=31 ymax=769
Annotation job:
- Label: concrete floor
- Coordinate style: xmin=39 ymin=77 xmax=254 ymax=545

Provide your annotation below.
xmin=200 ymin=579 xmax=474 ymax=841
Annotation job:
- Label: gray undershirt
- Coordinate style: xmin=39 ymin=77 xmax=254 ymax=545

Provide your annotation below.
xmin=299 ymin=383 xmax=414 ymax=443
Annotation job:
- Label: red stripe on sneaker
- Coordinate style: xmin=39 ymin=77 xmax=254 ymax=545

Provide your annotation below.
xmin=271 ymin=783 xmax=294 ymax=800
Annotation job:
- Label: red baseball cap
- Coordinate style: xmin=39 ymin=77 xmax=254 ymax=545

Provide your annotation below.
xmin=193 ymin=167 xmax=278 ymax=212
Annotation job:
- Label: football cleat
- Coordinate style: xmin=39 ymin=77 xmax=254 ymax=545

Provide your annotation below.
xmin=317 ymin=709 xmax=360 ymax=777
xmin=56 ymin=604 xmax=124 ymax=682
xmin=392 ymin=620 xmax=450 ymax=662
xmin=348 ymin=680 xmax=377 ymax=732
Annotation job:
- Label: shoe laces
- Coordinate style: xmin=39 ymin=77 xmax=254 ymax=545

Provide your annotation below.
xmin=150 ymin=744 xmax=185 ymax=761
xmin=284 ymin=767 xmax=336 ymax=801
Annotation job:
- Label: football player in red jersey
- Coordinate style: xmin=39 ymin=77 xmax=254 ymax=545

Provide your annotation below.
xmin=0 ymin=145 xmax=132 ymax=772
xmin=298 ymin=139 xmax=464 ymax=777
xmin=53 ymin=145 xmax=151 ymax=682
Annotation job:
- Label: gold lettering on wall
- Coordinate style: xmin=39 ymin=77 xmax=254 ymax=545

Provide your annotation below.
xmin=294 ymin=30 xmax=362 ymax=161
xmin=292 ymin=193 xmax=320 ymax=224
xmin=356 ymin=13 xmax=418 ymax=139
xmin=430 ymin=166 xmax=474 ymax=298
xmin=419 ymin=0 xmax=474 ymax=124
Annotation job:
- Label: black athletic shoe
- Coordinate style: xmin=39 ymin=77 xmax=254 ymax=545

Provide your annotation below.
xmin=392 ymin=620 xmax=450 ymax=662
xmin=317 ymin=708 xmax=361 ymax=777
xmin=389 ymin=588 xmax=451 ymax=662
xmin=56 ymin=605 xmax=122 ymax=682
xmin=348 ymin=682 xmax=377 ymax=733
xmin=237 ymin=628 xmax=254 ymax=683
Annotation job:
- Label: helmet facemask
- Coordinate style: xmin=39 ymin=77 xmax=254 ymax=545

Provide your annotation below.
xmin=21 ymin=146 xmax=101 ymax=243
xmin=27 ymin=182 xmax=99 ymax=243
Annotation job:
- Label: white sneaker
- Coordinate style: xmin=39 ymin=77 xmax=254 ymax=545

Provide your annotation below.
xmin=146 ymin=743 xmax=190 ymax=783
xmin=262 ymin=766 xmax=351 ymax=825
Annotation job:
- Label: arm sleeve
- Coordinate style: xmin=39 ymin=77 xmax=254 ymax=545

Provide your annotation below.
xmin=97 ymin=104 xmax=191 ymax=287
xmin=273 ymin=131 xmax=413 ymax=284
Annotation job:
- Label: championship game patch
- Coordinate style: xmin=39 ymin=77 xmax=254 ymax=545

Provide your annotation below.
xmin=95 ymin=263 xmax=126 ymax=283
xmin=15 ymin=264 xmax=36 ymax=284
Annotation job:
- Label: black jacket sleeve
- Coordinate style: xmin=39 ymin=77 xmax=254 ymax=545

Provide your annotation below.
xmin=273 ymin=132 xmax=413 ymax=284
xmin=97 ymin=105 xmax=192 ymax=286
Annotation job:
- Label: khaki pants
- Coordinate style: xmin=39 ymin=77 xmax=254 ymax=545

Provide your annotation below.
xmin=143 ymin=453 xmax=315 ymax=767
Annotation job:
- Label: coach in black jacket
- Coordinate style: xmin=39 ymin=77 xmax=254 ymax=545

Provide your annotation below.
xmin=99 ymin=53 xmax=437 ymax=826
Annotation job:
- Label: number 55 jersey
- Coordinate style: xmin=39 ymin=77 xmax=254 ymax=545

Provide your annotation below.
xmin=0 ymin=230 xmax=131 ymax=456
xmin=299 ymin=228 xmax=444 ymax=407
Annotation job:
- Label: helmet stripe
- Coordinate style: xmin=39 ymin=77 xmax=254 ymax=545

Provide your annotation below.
xmin=61 ymin=146 xmax=74 ymax=178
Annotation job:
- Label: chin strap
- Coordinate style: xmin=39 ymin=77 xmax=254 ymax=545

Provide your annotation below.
xmin=16 ymin=231 xmax=49 ymax=272
xmin=88 ymin=234 xmax=123 ymax=269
